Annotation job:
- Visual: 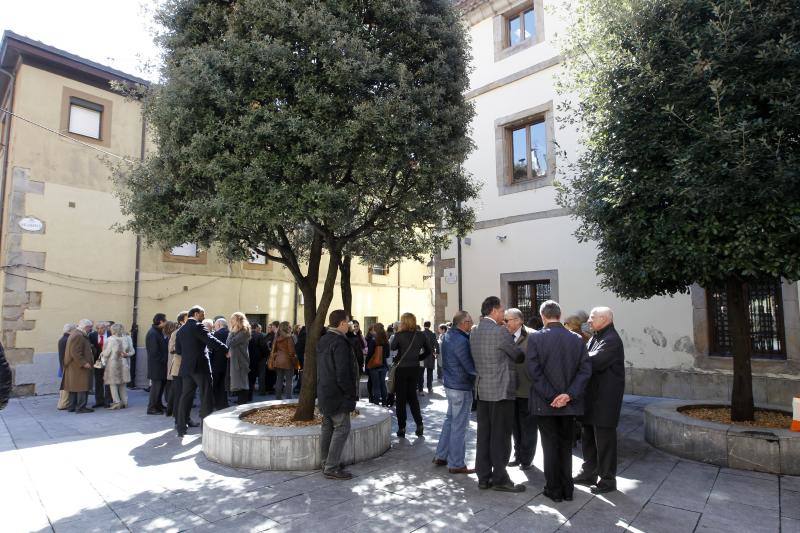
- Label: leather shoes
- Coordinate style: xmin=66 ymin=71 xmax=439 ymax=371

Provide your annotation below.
xmin=432 ymin=458 xmax=447 ymax=466
xmin=448 ymin=466 xmax=476 ymax=474
xmin=478 ymin=481 xmax=492 ymax=490
xmin=76 ymin=407 xmax=94 ymax=414
xmin=520 ymin=464 xmax=534 ymax=471
xmin=563 ymin=494 xmax=574 ymax=501
xmin=176 ymin=430 xmax=186 ymax=438
xmin=187 ymin=419 xmax=200 ymax=428
xmin=492 ymin=482 xmax=526 ymax=493
xmin=415 ymin=425 xmax=424 ymax=437
xmin=573 ymin=474 xmax=597 ymax=486
xmin=543 ymin=489 xmax=563 ymax=502
xmin=323 ymin=468 xmax=353 ymax=480
xmin=146 ymin=409 xmax=162 ymax=415
xmin=590 ymin=484 xmax=616 ymax=494
xmin=508 ymin=460 xmax=521 ymax=467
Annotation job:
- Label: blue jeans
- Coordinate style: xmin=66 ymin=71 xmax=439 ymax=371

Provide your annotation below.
xmin=435 ymin=387 xmax=473 ymax=468
xmin=368 ymin=367 xmax=387 ymax=404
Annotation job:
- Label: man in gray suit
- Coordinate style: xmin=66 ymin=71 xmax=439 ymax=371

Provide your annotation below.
xmin=504 ymin=308 xmax=537 ymax=471
xmin=470 ymin=296 xmax=526 ymax=492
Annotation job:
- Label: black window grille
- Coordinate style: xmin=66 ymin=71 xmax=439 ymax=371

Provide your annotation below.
xmin=707 ymin=279 xmax=785 ymax=359
xmin=510 ymin=280 xmax=551 ymax=325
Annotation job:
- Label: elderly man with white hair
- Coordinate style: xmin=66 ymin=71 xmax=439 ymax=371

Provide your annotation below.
xmin=63 ymin=319 xmax=96 ymax=413
xmin=574 ymin=306 xmax=626 ymax=494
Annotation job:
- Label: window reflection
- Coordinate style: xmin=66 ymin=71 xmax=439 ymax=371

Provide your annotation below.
xmin=512 ymin=127 xmax=527 ymax=180
xmin=509 ymin=15 xmax=522 ymax=46
xmin=531 ymin=121 xmax=547 ymax=176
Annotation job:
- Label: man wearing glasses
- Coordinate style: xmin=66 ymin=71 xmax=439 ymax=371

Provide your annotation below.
xmin=504 ymin=308 xmax=537 ymax=471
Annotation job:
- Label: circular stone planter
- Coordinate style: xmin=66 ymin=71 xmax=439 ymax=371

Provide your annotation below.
xmin=202 ymin=399 xmax=392 ymax=470
xmin=645 ymin=400 xmax=800 ymax=475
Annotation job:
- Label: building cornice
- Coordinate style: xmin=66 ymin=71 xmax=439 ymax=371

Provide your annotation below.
xmin=454 ymin=0 xmax=528 ymax=26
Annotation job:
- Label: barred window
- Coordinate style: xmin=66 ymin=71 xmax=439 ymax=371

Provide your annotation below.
xmin=510 ymin=280 xmax=551 ymax=326
xmin=707 ymin=279 xmax=786 ymax=359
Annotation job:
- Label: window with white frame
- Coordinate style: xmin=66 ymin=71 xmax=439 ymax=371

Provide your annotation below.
xmin=67 ymin=97 xmax=103 ymax=139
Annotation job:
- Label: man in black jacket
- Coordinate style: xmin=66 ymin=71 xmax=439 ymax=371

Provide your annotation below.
xmin=211 ymin=318 xmax=230 ymax=409
xmin=175 ymin=306 xmax=228 ymax=437
xmin=527 ymin=300 xmax=591 ymax=503
xmin=146 ymin=314 xmax=168 ymax=414
xmin=317 ymin=309 xmax=359 ymax=480
xmin=574 ymin=307 xmax=626 ymax=494
xmin=0 ymin=340 xmax=11 ymax=410
xmin=89 ymin=322 xmax=110 ymax=408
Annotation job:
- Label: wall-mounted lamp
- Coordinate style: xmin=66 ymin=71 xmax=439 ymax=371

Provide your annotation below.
xmin=423 ymin=258 xmax=435 ymax=280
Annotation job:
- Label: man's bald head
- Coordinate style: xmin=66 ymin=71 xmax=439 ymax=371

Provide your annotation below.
xmin=588 ymin=307 xmax=614 ymax=332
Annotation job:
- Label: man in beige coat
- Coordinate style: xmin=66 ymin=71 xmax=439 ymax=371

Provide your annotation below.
xmin=63 ymin=319 xmax=95 ymax=413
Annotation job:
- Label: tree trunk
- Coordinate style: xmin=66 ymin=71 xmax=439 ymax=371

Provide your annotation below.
xmin=727 ymin=276 xmax=754 ymax=421
xmin=293 ymin=248 xmax=342 ymax=421
xmin=340 ymin=254 xmax=353 ymax=318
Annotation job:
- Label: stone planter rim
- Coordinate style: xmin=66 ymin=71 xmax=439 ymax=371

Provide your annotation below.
xmin=646 ymin=399 xmax=795 ymax=436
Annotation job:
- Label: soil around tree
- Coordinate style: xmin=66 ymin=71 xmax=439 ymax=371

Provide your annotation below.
xmin=240 ymin=404 xmax=359 ymax=428
xmin=680 ymin=405 xmax=791 ymax=430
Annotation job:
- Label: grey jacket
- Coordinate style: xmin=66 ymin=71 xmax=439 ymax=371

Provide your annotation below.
xmin=470 ymin=317 xmax=524 ymax=402
xmin=226 ymin=329 xmax=251 ymax=392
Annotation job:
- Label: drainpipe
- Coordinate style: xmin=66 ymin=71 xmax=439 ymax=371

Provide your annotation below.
xmin=130 ymin=113 xmax=145 ymax=353
xmin=457 ymin=236 xmax=463 ymax=310
xmin=396 ymin=261 xmax=401 ymax=322
xmin=0 ymin=66 xmax=17 ymax=252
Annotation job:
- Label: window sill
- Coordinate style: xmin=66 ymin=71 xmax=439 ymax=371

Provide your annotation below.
xmin=162 ymin=251 xmax=208 ymax=265
xmin=496 ymin=37 xmax=540 ymax=62
xmin=499 ymin=173 xmax=554 ymax=196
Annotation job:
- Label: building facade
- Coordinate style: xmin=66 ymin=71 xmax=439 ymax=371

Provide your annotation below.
xmin=0 ymin=31 xmax=434 ymax=395
xmin=438 ymin=0 xmax=799 ymax=405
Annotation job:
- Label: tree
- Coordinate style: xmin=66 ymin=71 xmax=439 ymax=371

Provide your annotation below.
xmin=115 ymin=0 xmax=476 ymax=420
xmin=557 ymin=0 xmax=800 ymax=420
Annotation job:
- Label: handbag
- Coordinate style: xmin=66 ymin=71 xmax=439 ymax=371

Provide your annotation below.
xmin=387 ymin=333 xmax=417 ymax=394
xmin=367 ymin=345 xmax=384 ymax=369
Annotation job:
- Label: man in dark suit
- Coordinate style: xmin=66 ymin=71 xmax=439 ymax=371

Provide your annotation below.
xmin=260 ymin=321 xmax=279 ymax=395
xmin=470 ymin=296 xmax=526 ymax=493
xmin=248 ymin=324 xmax=265 ymax=400
xmin=89 ymin=322 xmax=110 ymax=408
xmin=527 ymin=300 xmax=592 ymax=503
xmin=574 ymin=307 xmax=626 ymax=494
xmin=211 ymin=318 xmax=230 ymax=409
xmin=175 ymin=306 xmax=228 ymax=436
xmin=504 ymin=308 xmax=537 ymax=471
xmin=421 ymin=321 xmax=438 ymax=395
xmin=146 ymin=314 xmax=168 ymax=414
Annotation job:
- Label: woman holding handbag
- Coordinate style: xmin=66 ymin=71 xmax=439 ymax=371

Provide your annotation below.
xmin=268 ymin=321 xmax=298 ymax=400
xmin=389 ymin=313 xmax=433 ymax=438
xmin=366 ymin=323 xmax=390 ymax=406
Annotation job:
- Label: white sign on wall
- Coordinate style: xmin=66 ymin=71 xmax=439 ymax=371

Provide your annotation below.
xmin=443 ymin=268 xmax=458 ymax=284
xmin=18 ymin=217 xmax=44 ymax=232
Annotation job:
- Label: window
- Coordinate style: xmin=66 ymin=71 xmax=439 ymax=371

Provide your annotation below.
xmin=371 ymin=265 xmax=390 ymax=276
xmin=508 ymin=8 xmax=536 ymax=47
xmin=707 ymin=279 xmax=786 ymax=359
xmin=248 ymin=249 xmax=267 ymax=264
xmin=170 ymin=243 xmax=198 ymax=257
xmin=68 ymin=97 xmax=103 ymax=139
xmin=510 ymin=120 xmax=547 ymax=182
xmin=509 ymin=280 xmax=551 ymax=325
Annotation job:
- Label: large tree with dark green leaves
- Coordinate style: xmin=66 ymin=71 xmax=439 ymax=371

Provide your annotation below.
xmin=116 ymin=0 xmax=476 ymax=420
xmin=557 ymin=0 xmax=800 ymax=420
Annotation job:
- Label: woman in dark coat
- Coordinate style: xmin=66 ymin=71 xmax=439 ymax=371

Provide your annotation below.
xmin=389 ymin=313 xmax=432 ymax=438
xmin=366 ymin=323 xmax=390 ymax=406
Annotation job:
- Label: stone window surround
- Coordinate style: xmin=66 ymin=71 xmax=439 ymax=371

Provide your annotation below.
xmin=690 ymin=280 xmax=800 ymax=374
xmin=493 ymin=0 xmax=545 ymax=62
xmin=162 ymin=249 xmax=208 ymax=265
xmin=500 ymin=269 xmax=559 ymax=311
xmin=59 ymin=86 xmax=112 ymax=148
xmin=494 ymin=101 xmax=556 ymax=196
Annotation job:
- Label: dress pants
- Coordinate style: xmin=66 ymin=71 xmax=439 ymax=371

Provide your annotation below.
xmin=537 ymin=416 xmax=576 ymax=498
xmin=211 ymin=365 xmax=228 ymax=410
xmin=128 ymin=354 xmax=137 ymax=387
xmin=67 ymin=391 xmax=88 ymax=411
xmin=394 ymin=367 xmax=423 ymax=431
xmin=580 ymin=424 xmax=618 ymax=487
xmin=321 ymin=410 xmax=351 ymax=473
xmin=165 ymin=379 xmax=178 ymax=415
xmin=109 ymin=384 xmax=128 ymax=406
xmin=93 ymin=367 xmax=107 ymax=406
xmin=148 ymin=379 xmax=166 ymax=411
xmin=176 ymin=373 xmax=212 ymax=433
xmin=169 ymin=377 xmax=186 ymax=424
xmin=512 ymin=397 xmax=537 ymax=466
xmin=475 ymin=399 xmax=515 ymax=486
xmin=417 ymin=366 xmax=433 ymax=391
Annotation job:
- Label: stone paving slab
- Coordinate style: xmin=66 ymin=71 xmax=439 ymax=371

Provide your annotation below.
xmin=1 ymin=389 xmax=796 ymax=532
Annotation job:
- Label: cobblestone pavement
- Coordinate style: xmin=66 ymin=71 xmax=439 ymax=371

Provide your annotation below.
xmin=2 ymin=388 xmax=798 ymax=532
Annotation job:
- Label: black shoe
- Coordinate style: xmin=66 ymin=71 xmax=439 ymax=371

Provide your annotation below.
xmin=176 ymin=430 xmax=186 ymax=437
xmin=508 ymin=460 xmax=521 ymax=467
xmin=415 ymin=425 xmax=424 ymax=437
xmin=146 ymin=409 xmax=162 ymax=415
xmin=187 ymin=419 xmax=200 ymax=428
xmin=432 ymin=458 xmax=447 ymax=466
xmin=573 ymin=474 xmax=597 ymax=486
xmin=590 ymin=483 xmax=616 ymax=494
xmin=492 ymin=482 xmax=526 ymax=493
xmin=543 ymin=489 xmax=563 ymax=502
xmin=478 ymin=480 xmax=492 ymax=490
xmin=165 ymin=411 xmax=172 ymax=417
xmin=563 ymin=494 xmax=574 ymax=501
xmin=144 ymin=387 xmax=150 ymax=393
xmin=76 ymin=407 xmax=95 ymax=414
xmin=323 ymin=468 xmax=353 ymax=480
xmin=91 ymin=404 xmax=103 ymax=409
xmin=520 ymin=464 xmax=534 ymax=471
xmin=397 ymin=429 xmax=405 ymax=438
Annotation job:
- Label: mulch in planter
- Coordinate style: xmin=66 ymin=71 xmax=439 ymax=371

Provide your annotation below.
xmin=680 ymin=405 xmax=791 ymax=430
xmin=241 ymin=404 xmax=359 ymax=427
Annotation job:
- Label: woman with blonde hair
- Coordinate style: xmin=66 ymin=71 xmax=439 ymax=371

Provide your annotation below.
xmin=389 ymin=312 xmax=433 ymax=438
xmin=226 ymin=312 xmax=252 ymax=405
xmin=268 ymin=321 xmax=297 ymax=400
xmin=101 ymin=323 xmax=135 ymax=409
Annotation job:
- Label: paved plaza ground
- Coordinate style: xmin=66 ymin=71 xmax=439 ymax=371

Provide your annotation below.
xmin=2 ymin=387 xmax=799 ymax=533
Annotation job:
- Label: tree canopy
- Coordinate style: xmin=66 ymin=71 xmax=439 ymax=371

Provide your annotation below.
xmin=115 ymin=0 xmax=476 ymax=419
